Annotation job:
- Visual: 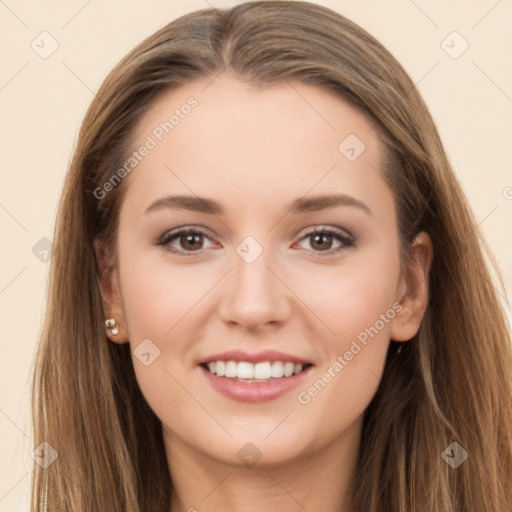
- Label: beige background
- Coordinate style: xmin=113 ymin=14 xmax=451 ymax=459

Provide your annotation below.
xmin=1 ymin=0 xmax=511 ymax=509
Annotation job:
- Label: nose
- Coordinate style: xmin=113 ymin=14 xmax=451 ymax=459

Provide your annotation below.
xmin=217 ymin=240 xmax=291 ymax=332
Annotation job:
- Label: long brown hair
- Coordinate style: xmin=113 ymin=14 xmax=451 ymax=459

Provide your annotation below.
xmin=31 ymin=2 xmax=512 ymax=510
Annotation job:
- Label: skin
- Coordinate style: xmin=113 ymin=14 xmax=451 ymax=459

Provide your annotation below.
xmin=97 ymin=74 xmax=433 ymax=512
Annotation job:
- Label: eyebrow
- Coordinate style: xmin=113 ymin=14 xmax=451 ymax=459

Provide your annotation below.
xmin=144 ymin=193 xmax=372 ymax=216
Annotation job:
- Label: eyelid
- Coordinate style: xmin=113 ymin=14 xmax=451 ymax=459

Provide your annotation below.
xmin=294 ymin=224 xmax=354 ymax=242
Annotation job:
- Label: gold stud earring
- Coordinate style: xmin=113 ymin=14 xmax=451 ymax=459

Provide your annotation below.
xmin=105 ymin=318 xmax=119 ymax=336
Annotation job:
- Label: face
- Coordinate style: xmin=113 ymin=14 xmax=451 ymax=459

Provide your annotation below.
xmin=100 ymin=74 xmax=431 ymax=469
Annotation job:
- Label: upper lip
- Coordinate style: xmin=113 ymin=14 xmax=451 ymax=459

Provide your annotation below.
xmin=198 ymin=349 xmax=312 ymax=366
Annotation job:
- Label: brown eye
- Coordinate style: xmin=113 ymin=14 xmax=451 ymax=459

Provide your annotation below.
xmin=179 ymin=232 xmax=205 ymax=251
xmin=296 ymin=226 xmax=355 ymax=255
xmin=157 ymin=227 xmax=216 ymax=255
xmin=309 ymin=233 xmax=334 ymax=251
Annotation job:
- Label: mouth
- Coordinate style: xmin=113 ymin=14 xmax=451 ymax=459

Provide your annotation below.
xmin=198 ymin=360 xmax=314 ymax=403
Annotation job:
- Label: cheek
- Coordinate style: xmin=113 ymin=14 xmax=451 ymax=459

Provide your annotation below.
xmin=293 ymin=265 xmax=399 ymax=442
xmin=294 ymin=247 xmax=400 ymax=407
xmin=118 ymin=259 xmax=205 ymax=420
xmin=307 ymin=253 xmax=401 ymax=346
xmin=118 ymin=240 xmax=203 ymax=337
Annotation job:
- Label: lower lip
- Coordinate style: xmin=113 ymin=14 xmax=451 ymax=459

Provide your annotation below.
xmin=200 ymin=364 xmax=313 ymax=403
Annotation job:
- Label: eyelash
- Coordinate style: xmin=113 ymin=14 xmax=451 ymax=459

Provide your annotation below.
xmin=155 ymin=225 xmax=356 ymax=258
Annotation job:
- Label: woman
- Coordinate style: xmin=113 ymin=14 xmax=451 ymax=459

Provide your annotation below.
xmin=30 ymin=1 xmax=512 ymax=511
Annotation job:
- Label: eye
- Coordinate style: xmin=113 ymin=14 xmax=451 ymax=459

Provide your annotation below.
xmin=294 ymin=226 xmax=355 ymax=255
xmin=157 ymin=227 xmax=217 ymax=255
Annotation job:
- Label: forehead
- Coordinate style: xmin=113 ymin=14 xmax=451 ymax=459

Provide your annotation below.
xmin=120 ymin=74 xmax=391 ymax=217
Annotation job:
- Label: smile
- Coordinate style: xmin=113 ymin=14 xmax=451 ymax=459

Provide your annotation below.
xmin=199 ymin=361 xmax=313 ymax=403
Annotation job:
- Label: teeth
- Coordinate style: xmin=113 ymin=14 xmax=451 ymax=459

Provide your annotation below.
xmin=237 ymin=361 xmax=254 ymax=379
xmin=205 ymin=360 xmax=305 ymax=380
xmin=254 ymin=362 xmax=271 ymax=379
xmin=216 ymin=361 xmax=225 ymax=377
xmin=284 ymin=362 xmax=294 ymax=377
xmin=271 ymin=361 xmax=284 ymax=378
xmin=225 ymin=361 xmax=237 ymax=378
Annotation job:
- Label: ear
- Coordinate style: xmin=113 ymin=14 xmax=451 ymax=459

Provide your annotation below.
xmin=390 ymin=231 xmax=433 ymax=342
xmin=94 ymin=239 xmax=129 ymax=344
